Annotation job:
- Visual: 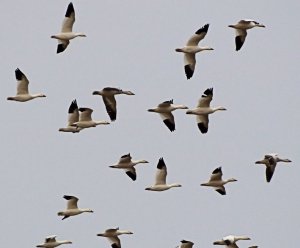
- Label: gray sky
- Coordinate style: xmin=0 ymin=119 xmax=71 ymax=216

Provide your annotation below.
xmin=1 ymin=0 xmax=299 ymax=247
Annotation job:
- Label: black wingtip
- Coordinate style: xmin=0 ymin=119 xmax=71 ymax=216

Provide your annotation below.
xmin=163 ymin=119 xmax=175 ymax=132
xmin=197 ymin=123 xmax=208 ymax=133
xmin=157 ymin=157 xmax=165 ymax=169
xmin=57 ymin=44 xmax=66 ymax=54
xmin=126 ymin=171 xmax=136 ymax=181
xmin=68 ymin=99 xmax=78 ymax=113
xmin=216 ymin=189 xmax=226 ymax=195
xmin=65 ymin=2 xmax=74 ymax=18
xmin=235 ymin=36 xmax=244 ymax=51
xmin=15 ymin=68 xmax=24 ymax=80
xmin=63 ymin=195 xmax=73 ymax=200
xmin=184 ymin=65 xmax=194 ymax=80
xmin=212 ymin=167 xmax=222 ymax=174
xmin=203 ymin=88 xmax=213 ymax=96
xmin=195 ymin=23 xmax=209 ymax=34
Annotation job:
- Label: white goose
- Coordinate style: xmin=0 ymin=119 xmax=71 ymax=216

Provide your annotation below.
xmin=7 ymin=68 xmax=46 ymax=102
xmin=51 ymin=2 xmax=86 ymax=53
xmin=228 ymin=19 xmax=265 ymax=51
xmin=201 ymin=167 xmax=237 ymax=195
xmin=36 ymin=235 xmax=72 ymax=248
xmin=59 ymin=99 xmax=81 ymax=133
xmin=177 ymin=240 xmax=194 ymax=248
xmin=213 ymin=235 xmax=251 ymax=248
xmin=93 ymin=87 xmax=135 ymax=121
xmin=255 ymin=153 xmax=292 ymax=182
xmin=148 ymin=100 xmax=188 ymax=132
xmin=176 ymin=24 xmax=213 ymax=79
xmin=57 ymin=195 xmax=93 ymax=220
xmin=186 ymin=88 xmax=226 ymax=133
xmin=97 ymin=227 xmax=133 ymax=248
xmin=72 ymin=107 xmax=110 ymax=129
xmin=109 ymin=153 xmax=149 ymax=181
xmin=145 ymin=157 xmax=182 ymax=191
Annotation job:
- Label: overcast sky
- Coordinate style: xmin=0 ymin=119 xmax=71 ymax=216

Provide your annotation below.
xmin=1 ymin=0 xmax=299 ymax=247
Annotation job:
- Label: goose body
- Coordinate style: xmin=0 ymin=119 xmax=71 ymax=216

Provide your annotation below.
xmin=178 ymin=240 xmax=194 ymax=248
xmin=36 ymin=235 xmax=72 ymax=248
xmin=145 ymin=157 xmax=182 ymax=191
xmin=109 ymin=153 xmax=149 ymax=181
xmin=201 ymin=167 xmax=237 ymax=195
xmin=97 ymin=227 xmax=133 ymax=248
xmin=228 ymin=19 xmax=265 ymax=51
xmin=59 ymin=99 xmax=81 ymax=133
xmin=7 ymin=68 xmax=46 ymax=102
xmin=255 ymin=153 xmax=291 ymax=182
xmin=148 ymin=100 xmax=188 ymax=132
xmin=72 ymin=107 xmax=110 ymax=129
xmin=214 ymin=235 xmax=251 ymax=248
xmin=176 ymin=24 xmax=213 ymax=79
xmin=186 ymin=88 xmax=226 ymax=133
xmin=51 ymin=2 xmax=86 ymax=53
xmin=93 ymin=87 xmax=135 ymax=121
xmin=57 ymin=195 xmax=93 ymax=220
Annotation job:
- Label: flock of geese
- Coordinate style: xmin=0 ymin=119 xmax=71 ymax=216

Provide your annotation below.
xmin=6 ymin=2 xmax=293 ymax=248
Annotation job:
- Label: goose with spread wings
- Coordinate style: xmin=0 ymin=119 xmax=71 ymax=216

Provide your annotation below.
xmin=57 ymin=195 xmax=93 ymax=220
xmin=176 ymin=24 xmax=213 ymax=79
xmin=214 ymin=235 xmax=251 ymax=248
xmin=93 ymin=87 xmax=135 ymax=121
xmin=36 ymin=235 xmax=72 ymax=248
xmin=97 ymin=227 xmax=133 ymax=248
xmin=145 ymin=157 xmax=182 ymax=191
xmin=201 ymin=167 xmax=237 ymax=195
xmin=7 ymin=68 xmax=46 ymax=102
xmin=51 ymin=2 xmax=86 ymax=53
xmin=186 ymin=88 xmax=226 ymax=133
xmin=255 ymin=153 xmax=291 ymax=182
xmin=228 ymin=19 xmax=265 ymax=51
xmin=148 ymin=100 xmax=188 ymax=132
xmin=59 ymin=99 xmax=82 ymax=133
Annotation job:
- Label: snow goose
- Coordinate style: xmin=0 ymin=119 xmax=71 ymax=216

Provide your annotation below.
xmin=148 ymin=100 xmax=188 ymax=132
xmin=255 ymin=153 xmax=291 ymax=182
xmin=72 ymin=107 xmax=110 ymax=129
xmin=59 ymin=99 xmax=81 ymax=133
xmin=186 ymin=88 xmax=226 ymax=133
xmin=97 ymin=227 xmax=133 ymax=248
xmin=109 ymin=153 xmax=149 ymax=181
xmin=177 ymin=240 xmax=194 ymax=248
xmin=57 ymin=195 xmax=93 ymax=220
xmin=93 ymin=87 xmax=135 ymax=121
xmin=213 ymin=235 xmax=251 ymax=248
xmin=201 ymin=167 xmax=237 ymax=195
xmin=51 ymin=2 xmax=86 ymax=53
xmin=145 ymin=157 xmax=182 ymax=191
xmin=7 ymin=68 xmax=46 ymax=102
xmin=228 ymin=19 xmax=265 ymax=51
xmin=36 ymin=235 xmax=72 ymax=248
xmin=176 ymin=24 xmax=213 ymax=79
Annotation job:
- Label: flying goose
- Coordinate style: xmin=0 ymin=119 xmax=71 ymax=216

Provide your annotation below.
xmin=177 ymin=240 xmax=194 ymax=248
xmin=228 ymin=19 xmax=265 ymax=51
xmin=71 ymin=107 xmax=110 ymax=129
xmin=109 ymin=153 xmax=149 ymax=181
xmin=213 ymin=235 xmax=251 ymax=248
xmin=57 ymin=195 xmax=93 ymax=220
xmin=51 ymin=2 xmax=86 ymax=53
xmin=7 ymin=68 xmax=46 ymax=102
xmin=97 ymin=227 xmax=133 ymax=248
xmin=148 ymin=100 xmax=188 ymax=132
xmin=201 ymin=167 xmax=237 ymax=195
xmin=255 ymin=153 xmax=292 ymax=182
xmin=186 ymin=88 xmax=226 ymax=133
xmin=59 ymin=99 xmax=81 ymax=133
xmin=93 ymin=87 xmax=135 ymax=121
xmin=145 ymin=157 xmax=182 ymax=191
xmin=36 ymin=235 xmax=72 ymax=248
xmin=176 ymin=24 xmax=213 ymax=79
